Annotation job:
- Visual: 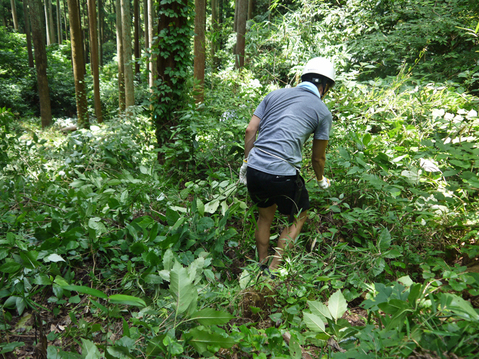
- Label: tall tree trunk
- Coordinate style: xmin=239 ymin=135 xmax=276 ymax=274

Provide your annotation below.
xmin=211 ymin=0 xmax=219 ymax=70
xmin=44 ymin=0 xmax=52 ymax=44
xmin=57 ymin=0 xmax=62 ymax=43
xmin=11 ymin=0 xmax=19 ymax=30
xmin=134 ymin=0 xmax=140 ymax=75
xmin=147 ymin=0 xmax=156 ymax=91
xmin=44 ymin=0 xmax=56 ymax=44
xmin=233 ymin=0 xmax=238 ymax=32
xmin=193 ymin=0 xmax=205 ymax=103
xmin=143 ymin=0 xmax=148 ymax=58
xmin=88 ymin=0 xmax=102 ymax=122
xmin=28 ymin=0 xmax=52 ymax=128
xmin=121 ymin=0 xmax=134 ymax=108
xmin=116 ymin=0 xmax=125 ymax=111
xmin=63 ymin=0 xmax=69 ymax=39
xmin=98 ymin=0 xmax=103 ymax=65
xmin=235 ymin=0 xmax=247 ymax=69
xmin=81 ymin=0 xmax=88 ymax=69
xmin=67 ymin=0 xmax=89 ymax=128
xmin=23 ymin=0 xmax=34 ymax=67
xmin=247 ymin=0 xmax=253 ymax=20
xmin=48 ymin=0 xmax=56 ymax=42
xmin=155 ymin=0 xmax=190 ymax=149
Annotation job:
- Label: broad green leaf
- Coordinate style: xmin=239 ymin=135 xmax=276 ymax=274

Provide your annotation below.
xmin=15 ymin=297 xmax=26 ymax=315
xmin=441 ymin=293 xmax=479 ymax=321
xmin=378 ymin=228 xmax=392 ymax=251
xmin=204 ymin=200 xmax=220 ymax=214
xmin=46 ymin=346 xmax=62 ymax=359
xmin=196 ymin=198 xmax=205 ymax=217
xmin=0 ymin=342 xmax=25 ymax=354
xmin=169 ymin=262 xmax=195 ymax=314
xmin=398 ymin=275 xmax=414 ymax=287
xmin=162 ymin=336 xmax=184 ymax=355
xmin=288 ymin=333 xmax=302 ymax=359
xmin=221 ymin=201 xmax=229 ymax=216
xmin=378 ymin=299 xmax=412 ymax=315
xmin=163 ymin=249 xmax=175 ymax=271
xmin=69 ymin=179 xmax=85 ymax=188
xmin=106 ymin=346 xmax=134 ymax=358
xmin=408 ymin=283 xmax=422 ymax=305
xmin=338 ymin=147 xmax=350 ymax=160
xmin=88 ymin=217 xmax=107 ymax=234
xmin=186 ymin=328 xmax=235 ymax=354
xmin=3 ymin=296 xmax=18 ymax=308
xmin=143 ymin=274 xmax=163 ymax=284
xmin=61 ymin=285 xmax=108 ymax=299
xmin=0 ymin=262 xmax=22 ymax=273
xmin=239 ymin=269 xmax=252 ymax=290
xmin=303 ymin=312 xmax=326 ymax=333
xmin=109 ymin=294 xmax=146 ymax=307
xmin=188 ymin=257 xmax=205 ymax=283
xmin=308 ymin=300 xmax=332 ymax=320
xmin=81 ymin=339 xmax=102 ymax=359
xmin=158 ymin=270 xmax=170 ymax=282
xmin=419 ymin=158 xmax=441 ymax=172
xmin=44 ymin=254 xmax=65 ymax=263
xmin=120 ymin=190 xmax=129 ymax=204
xmin=401 ymin=170 xmax=419 ymax=182
xmin=190 ymin=308 xmax=235 ymax=325
xmin=372 ymin=257 xmax=386 ymax=276
xmin=166 ymin=207 xmax=180 ymax=226
xmin=107 ymin=179 xmax=122 ymax=186
xmin=362 ymin=133 xmax=372 ymax=147
xmin=328 ymin=290 xmax=347 ymax=321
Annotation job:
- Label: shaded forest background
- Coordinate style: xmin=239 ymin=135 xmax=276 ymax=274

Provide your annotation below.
xmin=1 ymin=0 xmax=479 ymax=358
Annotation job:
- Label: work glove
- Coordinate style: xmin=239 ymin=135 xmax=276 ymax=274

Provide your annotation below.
xmin=317 ymin=176 xmax=330 ymax=190
xmin=239 ymin=159 xmax=248 ymax=185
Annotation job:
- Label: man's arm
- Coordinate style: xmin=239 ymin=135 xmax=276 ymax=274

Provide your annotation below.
xmin=244 ymin=115 xmax=261 ymax=158
xmin=312 ymin=139 xmax=328 ymax=180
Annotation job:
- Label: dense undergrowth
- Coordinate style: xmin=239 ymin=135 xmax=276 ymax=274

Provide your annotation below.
xmin=2 ymin=72 xmax=479 ymax=357
xmin=2 ymin=0 xmax=479 ymax=357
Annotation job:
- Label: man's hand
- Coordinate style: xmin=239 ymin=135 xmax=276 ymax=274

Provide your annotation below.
xmin=317 ymin=176 xmax=330 ymax=189
xmin=239 ymin=160 xmax=248 ymax=185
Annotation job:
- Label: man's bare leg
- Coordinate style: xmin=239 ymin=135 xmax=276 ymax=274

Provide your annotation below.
xmin=270 ymin=210 xmax=308 ymax=270
xmin=256 ymin=204 xmax=277 ymax=265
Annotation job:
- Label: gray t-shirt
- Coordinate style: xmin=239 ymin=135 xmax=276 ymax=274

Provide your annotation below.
xmin=247 ymin=85 xmax=332 ymax=176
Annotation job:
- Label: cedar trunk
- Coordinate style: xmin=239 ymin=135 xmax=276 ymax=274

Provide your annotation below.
xmin=57 ymin=0 xmax=62 ymax=43
xmin=44 ymin=0 xmax=56 ymax=44
xmin=121 ymin=0 xmax=135 ymax=108
xmin=144 ymin=0 xmax=148 ymax=56
xmin=193 ymin=0 xmax=205 ymax=102
xmin=134 ymin=0 xmax=140 ymax=75
xmin=88 ymin=0 xmax=102 ymax=122
xmin=11 ymin=0 xmax=19 ymax=30
xmin=67 ymin=0 xmax=89 ymax=127
xmin=22 ymin=0 xmax=34 ymax=67
xmin=28 ymin=0 xmax=52 ymax=128
xmin=116 ymin=0 xmax=125 ymax=111
xmin=211 ymin=0 xmax=219 ymax=69
xmin=147 ymin=0 xmax=157 ymax=91
xmin=155 ymin=0 xmax=188 ymax=148
xmin=235 ymin=0 xmax=247 ymax=68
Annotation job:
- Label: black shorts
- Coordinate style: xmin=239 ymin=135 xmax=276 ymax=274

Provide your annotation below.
xmin=246 ymin=167 xmax=310 ymax=216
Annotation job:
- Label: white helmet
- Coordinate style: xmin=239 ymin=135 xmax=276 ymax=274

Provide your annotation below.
xmin=302 ymin=57 xmax=336 ymax=85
